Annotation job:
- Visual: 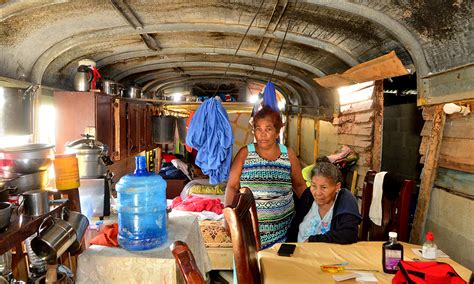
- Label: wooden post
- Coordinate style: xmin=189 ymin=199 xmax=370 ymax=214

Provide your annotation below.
xmin=411 ymin=105 xmax=446 ymax=244
xmin=371 ymin=80 xmax=384 ymax=172
xmin=313 ymin=118 xmax=320 ymax=162
xmin=284 ymin=111 xmax=290 ymax=146
xmin=296 ymin=112 xmax=302 ymax=157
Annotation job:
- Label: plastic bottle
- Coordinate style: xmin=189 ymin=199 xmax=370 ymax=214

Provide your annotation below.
xmin=422 ymin=231 xmax=437 ymax=259
xmin=116 ymin=156 xmax=168 ymax=251
xmin=382 ymin=231 xmax=404 ymax=274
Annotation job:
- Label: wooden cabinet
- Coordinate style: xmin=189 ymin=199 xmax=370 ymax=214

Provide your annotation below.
xmin=55 ymin=92 xmax=155 ymax=162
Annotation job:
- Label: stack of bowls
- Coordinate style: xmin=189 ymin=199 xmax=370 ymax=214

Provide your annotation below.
xmin=0 ymin=144 xmax=54 ymax=195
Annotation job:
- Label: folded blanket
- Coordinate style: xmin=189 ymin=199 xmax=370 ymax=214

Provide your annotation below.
xmin=90 ymin=224 xmax=119 ymax=247
xmin=171 ymin=195 xmax=224 ymax=214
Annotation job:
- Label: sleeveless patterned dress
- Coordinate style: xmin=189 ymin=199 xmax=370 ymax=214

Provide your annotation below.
xmin=240 ymin=143 xmax=295 ymax=249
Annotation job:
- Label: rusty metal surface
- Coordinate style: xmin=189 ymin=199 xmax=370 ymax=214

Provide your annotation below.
xmin=0 ymin=0 xmax=472 ymax=115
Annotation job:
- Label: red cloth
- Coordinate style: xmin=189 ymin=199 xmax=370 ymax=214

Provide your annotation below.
xmin=162 ymin=153 xmax=177 ymax=163
xmin=170 ymin=195 xmax=224 ymax=214
xmin=90 ymin=224 xmax=119 ymax=247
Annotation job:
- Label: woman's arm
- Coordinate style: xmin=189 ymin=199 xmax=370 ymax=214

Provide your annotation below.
xmin=307 ymin=214 xmax=360 ymax=244
xmin=287 ymin=147 xmax=307 ymax=198
xmin=224 ymin=147 xmax=247 ymax=207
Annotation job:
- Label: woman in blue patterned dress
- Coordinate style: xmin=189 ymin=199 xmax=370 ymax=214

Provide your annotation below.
xmin=225 ymin=106 xmax=307 ymax=249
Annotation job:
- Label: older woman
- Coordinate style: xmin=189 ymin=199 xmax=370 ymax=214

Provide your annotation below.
xmin=225 ymin=106 xmax=307 ymax=249
xmin=286 ymin=162 xmax=361 ymax=244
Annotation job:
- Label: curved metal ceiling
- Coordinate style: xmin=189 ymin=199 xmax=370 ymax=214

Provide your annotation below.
xmin=1 ymin=0 xmax=472 ymax=116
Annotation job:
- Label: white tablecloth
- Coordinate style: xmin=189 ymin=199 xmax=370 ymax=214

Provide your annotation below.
xmin=76 ymin=212 xmax=211 ymax=284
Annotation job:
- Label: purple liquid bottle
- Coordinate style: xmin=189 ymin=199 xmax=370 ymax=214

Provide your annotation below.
xmin=382 ymin=231 xmax=404 ymax=273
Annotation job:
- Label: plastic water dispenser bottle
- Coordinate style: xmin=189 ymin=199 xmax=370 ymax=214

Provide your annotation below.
xmin=116 ymin=156 xmax=168 ymax=251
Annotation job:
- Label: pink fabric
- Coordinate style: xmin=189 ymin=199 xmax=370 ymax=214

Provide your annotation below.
xmin=327 ymin=145 xmax=352 ymax=163
xmin=171 ymin=195 xmax=224 ymax=214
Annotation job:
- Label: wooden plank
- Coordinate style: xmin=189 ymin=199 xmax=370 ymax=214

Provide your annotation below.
xmin=418 ymin=63 xmax=474 ymax=106
xmin=336 ymin=121 xmax=373 ymax=136
xmin=421 ymin=154 xmax=474 ymax=173
xmin=422 ymin=105 xmax=436 ymax=120
xmin=411 ymin=105 xmax=446 ymax=244
xmin=420 ymin=138 xmax=474 ymax=164
xmin=313 ymin=119 xmax=320 ymax=162
xmin=338 ymin=134 xmax=372 ymax=148
xmin=296 ymin=113 xmax=302 ymax=157
xmin=340 ymin=99 xmax=373 ymax=114
xmin=421 ymin=116 xmax=474 ymax=139
xmin=333 ymin=111 xmax=374 ymax=125
xmin=435 ymin=168 xmax=474 ymax=197
xmin=371 ymin=80 xmax=383 ymax=172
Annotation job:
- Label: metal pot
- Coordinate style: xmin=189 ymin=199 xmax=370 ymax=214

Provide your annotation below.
xmin=0 ymin=143 xmax=54 ymax=174
xmin=19 ymin=190 xmax=50 ymax=216
xmin=65 ymin=136 xmax=107 ymax=178
xmin=125 ymin=86 xmax=142 ymax=99
xmin=0 ymin=202 xmax=12 ymax=231
xmin=102 ymin=80 xmax=118 ymax=96
xmin=1 ymin=171 xmax=49 ymax=195
xmin=31 ymin=216 xmax=77 ymax=264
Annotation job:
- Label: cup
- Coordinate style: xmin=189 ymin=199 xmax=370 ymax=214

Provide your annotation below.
xmin=0 ymin=202 xmax=12 ymax=230
xmin=31 ymin=216 xmax=77 ymax=264
xmin=19 ymin=190 xmax=49 ymax=216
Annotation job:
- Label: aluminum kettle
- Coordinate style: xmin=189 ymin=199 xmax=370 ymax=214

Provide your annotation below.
xmin=73 ymin=65 xmax=92 ymax=92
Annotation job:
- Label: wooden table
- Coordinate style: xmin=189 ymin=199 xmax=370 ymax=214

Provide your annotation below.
xmin=258 ymin=242 xmax=472 ymax=283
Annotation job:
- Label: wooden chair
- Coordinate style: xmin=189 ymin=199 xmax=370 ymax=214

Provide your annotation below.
xmin=360 ymin=170 xmax=415 ymax=242
xmin=223 ymin=187 xmax=261 ymax=284
xmin=170 ymin=241 xmax=205 ymax=284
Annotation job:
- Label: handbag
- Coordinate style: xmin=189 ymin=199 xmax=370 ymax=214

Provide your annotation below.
xmin=392 ymin=261 xmax=467 ymax=284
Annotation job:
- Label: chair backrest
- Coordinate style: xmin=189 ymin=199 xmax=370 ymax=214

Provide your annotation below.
xmin=170 ymin=240 xmax=205 ymax=284
xmin=223 ymin=187 xmax=261 ymax=284
xmin=359 ymin=170 xmax=415 ymax=242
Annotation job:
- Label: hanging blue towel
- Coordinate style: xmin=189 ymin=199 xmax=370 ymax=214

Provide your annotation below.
xmin=262 ymin=81 xmax=279 ymax=113
xmin=186 ymin=98 xmax=234 ymax=184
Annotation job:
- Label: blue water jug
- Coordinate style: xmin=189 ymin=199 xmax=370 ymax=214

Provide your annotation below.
xmin=116 ymin=156 xmax=168 ymax=250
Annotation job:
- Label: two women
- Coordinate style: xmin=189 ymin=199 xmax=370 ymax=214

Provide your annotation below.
xmin=225 ymin=106 xmax=361 ymax=246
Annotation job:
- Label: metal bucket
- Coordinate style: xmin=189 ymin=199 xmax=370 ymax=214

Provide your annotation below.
xmin=176 ymin=117 xmax=187 ymax=143
xmin=152 ymin=116 xmax=176 ymax=144
xmin=0 ymin=87 xmax=34 ymax=136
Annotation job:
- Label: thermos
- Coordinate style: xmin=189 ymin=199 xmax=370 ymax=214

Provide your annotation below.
xmin=73 ymin=65 xmax=92 ymax=91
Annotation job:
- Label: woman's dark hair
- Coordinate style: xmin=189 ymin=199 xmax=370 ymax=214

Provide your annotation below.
xmin=316 ymin=156 xmax=330 ymax=163
xmin=253 ymin=105 xmax=283 ymax=131
xmin=311 ymin=162 xmax=342 ymax=184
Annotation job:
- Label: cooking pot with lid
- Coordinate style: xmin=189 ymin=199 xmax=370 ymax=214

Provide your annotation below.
xmin=102 ymin=80 xmax=118 ymax=96
xmin=65 ymin=135 xmax=112 ymax=178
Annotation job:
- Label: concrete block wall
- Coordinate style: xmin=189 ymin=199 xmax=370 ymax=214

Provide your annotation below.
xmin=425 ymin=187 xmax=474 ymax=270
xmin=381 ymin=103 xmax=422 ymax=181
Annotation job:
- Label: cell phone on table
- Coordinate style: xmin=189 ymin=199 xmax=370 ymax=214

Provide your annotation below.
xmin=277 ymin=243 xmax=296 ymax=257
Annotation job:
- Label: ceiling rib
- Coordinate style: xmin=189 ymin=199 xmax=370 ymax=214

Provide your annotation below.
xmin=110 ymin=0 xmax=160 ymax=51
xmin=96 ymin=48 xmax=326 ymax=76
xmin=30 ymin=23 xmax=357 ymax=84
xmin=303 ymin=0 xmax=429 ymax=75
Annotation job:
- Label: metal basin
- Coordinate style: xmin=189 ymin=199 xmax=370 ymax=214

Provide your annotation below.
xmin=1 ymin=171 xmax=49 ymax=194
xmin=0 ymin=144 xmax=54 ymax=174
